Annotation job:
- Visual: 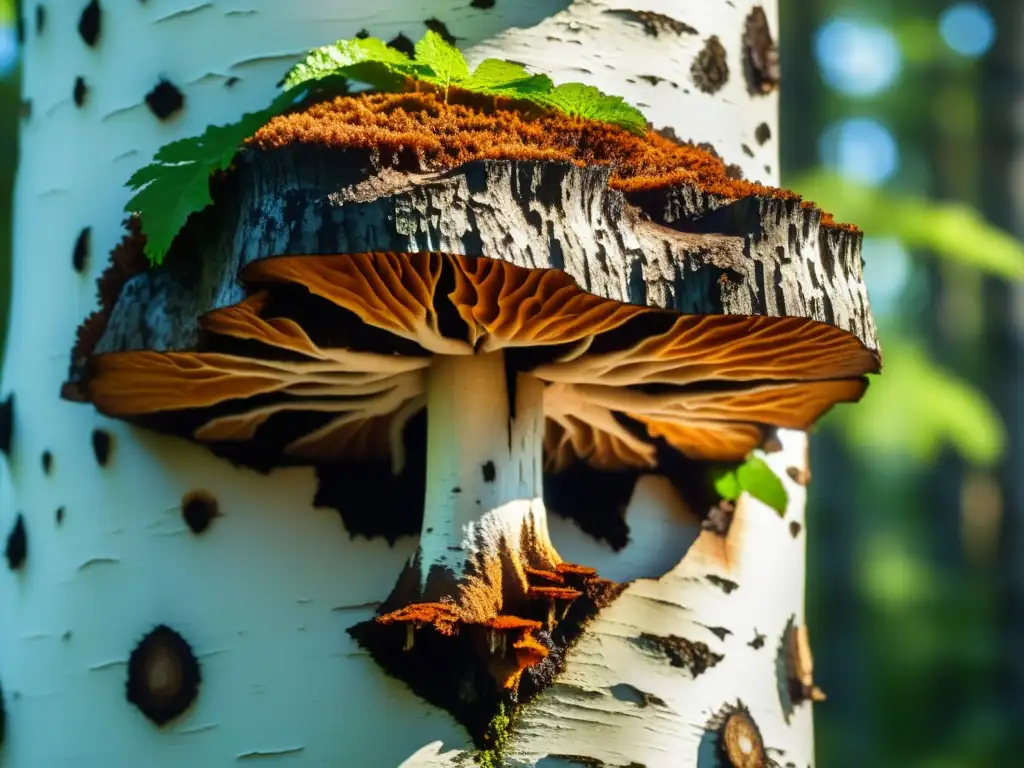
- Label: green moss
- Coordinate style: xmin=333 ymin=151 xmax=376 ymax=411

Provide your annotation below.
xmin=475 ymin=704 xmax=512 ymax=768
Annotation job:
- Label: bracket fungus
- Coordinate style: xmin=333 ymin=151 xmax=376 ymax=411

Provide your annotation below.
xmin=63 ymin=90 xmax=879 ymax=740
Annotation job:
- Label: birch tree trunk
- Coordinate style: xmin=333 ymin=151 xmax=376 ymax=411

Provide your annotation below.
xmin=0 ymin=1 xmax=819 ymax=766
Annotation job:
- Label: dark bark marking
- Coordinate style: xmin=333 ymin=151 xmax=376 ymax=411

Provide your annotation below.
xmin=748 ymin=630 xmax=766 ymax=649
xmin=702 ymin=502 xmax=735 ymax=536
xmin=41 ymin=450 xmax=52 ymax=475
xmin=755 ymin=122 xmax=772 ymax=145
xmin=126 ymin=625 xmax=201 ymax=726
xmin=387 ymin=33 xmax=415 ymax=57
xmin=91 ymin=428 xmax=112 ymax=467
xmin=5 ymin=514 xmax=26 ymax=571
xmin=19 ymin=100 xmax=31 ymax=120
xmin=786 ymin=465 xmax=810 ymax=486
xmin=691 ymin=36 xmax=729 ymax=94
xmin=78 ymin=0 xmax=100 ymax=47
xmin=609 ymin=682 xmax=666 ymax=708
xmin=788 ymin=520 xmax=802 ymax=538
xmin=73 ymin=76 xmax=89 ymax=108
xmin=73 ymin=227 xmax=90 ymax=273
xmin=181 ymin=490 xmax=218 ymax=534
xmin=35 ymin=4 xmax=45 ymax=35
xmin=761 ymin=430 xmax=783 ymax=453
xmin=605 ymin=9 xmax=697 ymax=36
xmin=743 ymin=6 xmax=780 ymax=95
xmin=706 ymin=574 xmax=739 ymax=594
xmin=482 ymin=461 xmax=496 ymax=483
xmin=470 ymin=0 xmax=496 ymax=8
xmin=700 ymin=624 xmax=732 ymax=641
xmin=145 ymin=79 xmax=184 ymax=121
xmin=55 ymin=506 xmax=65 ymax=525
xmin=0 ymin=394 xmax=12 ymax=457
xmin=741 ymin=143 xmax=754 ymax=158
xmin=423 ymin=18 xmax=458 ymax=45
xmin=634 ymin=633 xmax=723 ymax=676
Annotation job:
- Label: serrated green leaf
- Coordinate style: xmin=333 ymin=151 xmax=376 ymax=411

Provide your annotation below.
xmin=414 ymin=30 xmax=469 ymax=91
xmin=462 ymin=59 xmax=554 ymax=97
xmin=537 ymin=83 xmax=648 ymax=135
xmin=126 ymin=90 xmax=299 ymax=266
xmin=281 ymin=37 xmax=424 ymax=91
xmin=711 ymin=456 xmax=789 ymax=516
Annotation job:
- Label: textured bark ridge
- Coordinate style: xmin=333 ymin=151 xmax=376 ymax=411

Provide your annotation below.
xmin=88 ymin=147 xmax=877 ymax=360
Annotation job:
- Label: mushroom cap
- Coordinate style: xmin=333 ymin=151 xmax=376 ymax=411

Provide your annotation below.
xmin=75 ymin=251 xmax=878 ymax=480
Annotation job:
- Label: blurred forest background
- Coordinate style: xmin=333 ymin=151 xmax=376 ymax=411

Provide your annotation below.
xmin=0 ymin=1 xmax=1019 ymax=766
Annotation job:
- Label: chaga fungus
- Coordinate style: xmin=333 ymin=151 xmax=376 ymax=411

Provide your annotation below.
xmin=181 ymin=490 xmax=218 ymax=534
xmin=145 ymin=79 xmax=184 ymax=121
xmin=5 ymin=514 xmax=26 ymax=571
xmin=64 ymin=90 xmax=879 ymax=743
xmin=126 ymin=624 xmax=201 ymax=726
xmin=78 ymin=0 xmax=100 ymax=47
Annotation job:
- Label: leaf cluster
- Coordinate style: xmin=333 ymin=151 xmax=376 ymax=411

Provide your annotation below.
xmin=126 ymin=31 xmax=647 ymax=266
xmin=711 ymin=455 xmax=789 ymax=516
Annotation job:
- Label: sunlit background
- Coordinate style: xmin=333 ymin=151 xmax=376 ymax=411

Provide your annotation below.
xmin=0 ymin=1 xmax=1019 ymax=766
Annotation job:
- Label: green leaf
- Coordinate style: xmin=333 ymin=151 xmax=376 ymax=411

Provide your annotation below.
xmin=712 ymin=456 xmax=789 ymax=516
xmin=126 ymin=90 xmax=299 ymax=266
xmin=791 ymin=171 xmax=1024 ymax=280
xmin=462 ymin=59 xmax=554 ymax=97
xmin=414 ymin=30 xmax=469 ymax=91
xmin=537 ymin=83 xmax=648 ymax=135
xmin=281 ymin=37 xmax=425 ymax=91
xmin=824 ymin=333 xmax=1006 ymax=467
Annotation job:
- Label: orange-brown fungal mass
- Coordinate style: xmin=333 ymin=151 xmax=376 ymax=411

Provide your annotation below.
xmin=245 ymin=91 xmax=853 ymax=231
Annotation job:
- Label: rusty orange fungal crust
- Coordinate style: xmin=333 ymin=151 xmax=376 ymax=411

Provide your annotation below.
xmin=245 ymin=91 xmax=855 ymax=232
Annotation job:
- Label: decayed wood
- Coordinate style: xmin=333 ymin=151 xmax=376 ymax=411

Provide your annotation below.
xmin=92 ymin=146 xmax=877 ymax=363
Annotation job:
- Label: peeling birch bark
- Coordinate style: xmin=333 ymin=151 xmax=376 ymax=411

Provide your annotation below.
xmin=0 ymin=1 xmax=853 ymax=766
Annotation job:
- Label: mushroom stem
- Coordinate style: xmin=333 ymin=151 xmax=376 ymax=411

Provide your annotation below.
xmin=415 ymin=351 xmax=559 ymax=614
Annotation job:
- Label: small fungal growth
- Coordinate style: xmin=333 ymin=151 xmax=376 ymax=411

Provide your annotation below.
xmin=0 ymin=394 xmax=12 ymax=457
xmin=5 ymin=514 xmax=26 ymax=571
xmin=78 ymin=0 xmax=100 ymax=47
xmin=181 ymin=490 xmax=218 ymax=535
xmin=743 ymin=6 xmax=780 ymax=96
xmin=91 ymin=428 xmax=111 ymax=467
xmin=145 ymin=79 xmax=184 ymax=121
xmin=691 ymin=36 xmax=729 ymax=94
xmin=73 ymin=76 xmax=88 ymax=108
xmin=73 ymin=227 xmax=90 ymax=273
xmin=125 ymin=624 xmax=201 ymax=726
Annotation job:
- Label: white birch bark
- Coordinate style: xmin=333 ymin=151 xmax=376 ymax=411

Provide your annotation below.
xmin=0 ymin=1 xmax=810 ymax=766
